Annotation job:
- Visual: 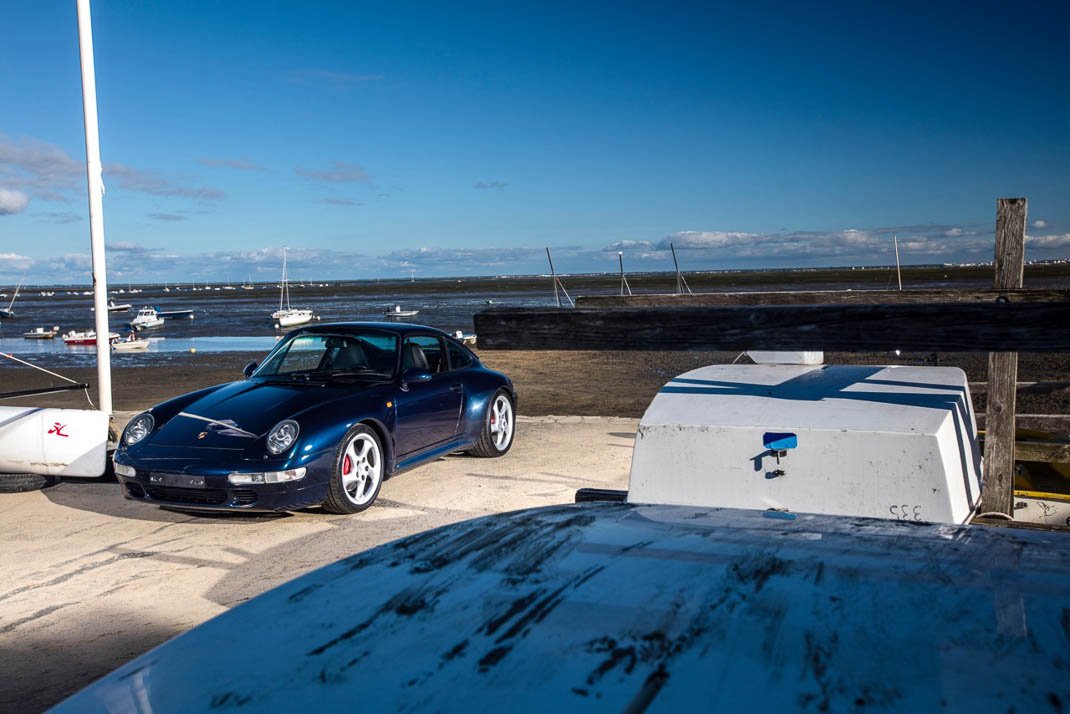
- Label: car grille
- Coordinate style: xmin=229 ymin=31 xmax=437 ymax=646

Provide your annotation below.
xmin=146 ymin=485 xmax=227 ymax=505
xmin=232 ymin=490 xmax=257 ymax=506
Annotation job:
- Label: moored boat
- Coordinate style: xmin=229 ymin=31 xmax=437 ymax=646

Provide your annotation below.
xmin=111 ymin=333 xmax=150 ymax=351
xmin=23 ymin=326 xmax=60 ymax=339
xmin=385 ymin=304 xmax=419 ymax=317
xmin=62 ymin=329 xmax=120 ymax=346
xmin=130 ymin=307 xmax=165 ymax=330
xmin=271 ymin=248 xmax=317 ymax=328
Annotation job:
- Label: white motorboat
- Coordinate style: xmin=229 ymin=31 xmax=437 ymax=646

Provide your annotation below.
xmin=385 ymin=304 xmax=419 ymax=317
xmin=23 ymin=326 xmax=60 ymax=339
xmin=130 ymin=306 xmax=165 ymax=330
xmin=112 ymin=333 xmax=150 ymax=351
xmin=271 ymin=248 xmax=316 ymax=328
xmin=91 ymin=299 xmax=132 ymax=313
xmin=62 ymin=329 xmax=120 ymax=346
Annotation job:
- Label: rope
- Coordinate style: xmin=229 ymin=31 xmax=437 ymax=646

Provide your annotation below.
xmin=0 ymin=351 xmax=96 ymax=409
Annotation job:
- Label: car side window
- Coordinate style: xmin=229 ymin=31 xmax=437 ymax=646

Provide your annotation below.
xmin=404 ymin=336 xmax=446 ymax=374
xmin=446 ymin=341 xmax=474 ymax=371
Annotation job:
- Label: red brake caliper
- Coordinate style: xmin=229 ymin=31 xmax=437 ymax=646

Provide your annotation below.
xmin=343 ymin=455 xmax=352 ymax=475
xmin=490 ymin=409 xmax=496 ymax=427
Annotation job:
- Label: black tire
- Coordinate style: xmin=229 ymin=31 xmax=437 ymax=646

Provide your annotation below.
xmin=0 ymin=473 xmax=57 ymax=493
xmin=323 ymin=424 xmax=385 ymax=514
xmin=468 ymin=389 xmax=516 ymax=458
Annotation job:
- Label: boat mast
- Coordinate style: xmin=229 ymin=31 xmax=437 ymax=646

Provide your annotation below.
xmin=546 ymin=247 xmax=560 ymax=308
xmin=669 ymin=242 xmax=692 ymax=295
xmin=77 ymin=0 xmax=111 ymax=414
xmin=280 ymin=248 xmax=289 ymax=312
xmin=893 ymin=235 xmax=903 ymax=291
xmin=618 ymin=251 xmax=632 ymax=296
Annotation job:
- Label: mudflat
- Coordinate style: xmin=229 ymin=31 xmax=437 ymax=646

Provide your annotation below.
xmin=1 ymin=348 xmax=1068 ymax=425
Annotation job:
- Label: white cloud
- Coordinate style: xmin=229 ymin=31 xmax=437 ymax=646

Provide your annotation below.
xmin=106 ymin=164 xmax=226 ymax=201
xmin=1031 ymin=219 xmax=1048 ymax=229
xmin=605 ymin=240 xmax=656 ymax=252
xmin=0 ymin=189 xmax=29 ymax=215
xmin=474 ymin=181 xmax=509 ymax=190
xmin=1026 ymin=233 xmax=1070 ymax=249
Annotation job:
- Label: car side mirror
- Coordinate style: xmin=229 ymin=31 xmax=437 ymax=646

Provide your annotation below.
xmin=400 ymin=368 xmax=432 ymax=390
xmin=243 ymin=361 xmax=258 ymax=378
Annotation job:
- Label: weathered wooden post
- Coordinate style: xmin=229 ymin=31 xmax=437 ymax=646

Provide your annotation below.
xmin=980 ymin=198 xmax=1027 ymax=517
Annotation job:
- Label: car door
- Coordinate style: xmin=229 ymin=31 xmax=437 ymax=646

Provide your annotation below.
xmin=393 ymin=335 xmax=464 ymax=456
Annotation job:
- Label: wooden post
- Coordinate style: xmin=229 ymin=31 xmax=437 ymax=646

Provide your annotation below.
xmin=980 ymin=198 xmax=1027 ymax=516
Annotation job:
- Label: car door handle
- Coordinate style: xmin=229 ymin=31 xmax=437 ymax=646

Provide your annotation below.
xmin=450 ymin=383 xmax=463 ymax=393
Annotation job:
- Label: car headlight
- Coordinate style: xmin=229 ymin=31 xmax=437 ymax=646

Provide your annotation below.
xmin=113 ymin=461 xmax=136 ymax=477
xmin=228 ymin=468 xmax=307 ymax=485
xmin=124 ymin=412 xmax=154 ymax=446
xmin=266 ymin=419 xmax=299 ymax=455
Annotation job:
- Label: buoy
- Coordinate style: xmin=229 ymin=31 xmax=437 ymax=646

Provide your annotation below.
xmin=190 ymin=347 xmax=196 ymax=354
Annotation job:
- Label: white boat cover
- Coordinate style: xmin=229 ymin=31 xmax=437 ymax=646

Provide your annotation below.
xmin=0 ymin=407 xmax=108 ymax=477
xmin=630 ymin=364 xmax=983 ymax=524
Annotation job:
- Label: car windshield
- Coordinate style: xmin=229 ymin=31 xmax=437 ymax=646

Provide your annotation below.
xmin=255 ymin=332 xmax=398 ymax=379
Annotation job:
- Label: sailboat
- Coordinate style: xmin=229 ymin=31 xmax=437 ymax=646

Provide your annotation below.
xmin=0 ymin=280 xmax=23 ymax=319
xmin=271 ymin=248 xmax=316 ymax=328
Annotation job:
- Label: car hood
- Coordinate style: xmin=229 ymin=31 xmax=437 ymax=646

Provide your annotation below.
xmin=151 ymin=378 xmax=371 ymax=447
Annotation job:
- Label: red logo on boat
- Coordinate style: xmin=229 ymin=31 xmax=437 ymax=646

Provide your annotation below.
xmin=48 ymin=423 xmax=69 ymax=438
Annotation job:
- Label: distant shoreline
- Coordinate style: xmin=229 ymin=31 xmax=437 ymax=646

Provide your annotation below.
xmin=5 ymin=261 xmax=1070 ymax=292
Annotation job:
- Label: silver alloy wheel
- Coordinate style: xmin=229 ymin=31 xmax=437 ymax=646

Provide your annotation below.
xmin=340 ymin=433 xmax=382 ymax=506
xmin=490 ymin=394 xmax=514 ymax=451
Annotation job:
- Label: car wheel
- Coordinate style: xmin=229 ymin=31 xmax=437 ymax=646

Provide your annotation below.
xmin=0 ymin=473 xmax=57 ymax=493
xmin=323 ymin=424 xmax=384 ymax=514
xmin=468 ymin=390 xmax=515 ymax=458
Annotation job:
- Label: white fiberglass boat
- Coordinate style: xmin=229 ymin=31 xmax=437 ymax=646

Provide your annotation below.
xmin=112 ymin=333 xmax=150 ymax=351
xmin=385 ymin=304 xmax=419 ymax=317
xmin=130 ymin=306 xmax=165 ymax=330
xmin=271 ymin=248 xmax=316 ymax=328
xmin=23 ymin=326 xmax=60 ymax=339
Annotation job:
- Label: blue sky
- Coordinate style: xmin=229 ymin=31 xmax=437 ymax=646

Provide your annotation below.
xmin=1 ymin=1 xmax=1068 ymax=284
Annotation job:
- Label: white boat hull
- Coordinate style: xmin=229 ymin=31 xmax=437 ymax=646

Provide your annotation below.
xmin=275 ymin=310 xmax=314 ymax=327
xmin=0 ymin=407 xmax=108 ymax=477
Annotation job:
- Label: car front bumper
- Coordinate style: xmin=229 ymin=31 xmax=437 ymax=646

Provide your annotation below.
xmin=116 ymin=461 xmax=332 ymax=513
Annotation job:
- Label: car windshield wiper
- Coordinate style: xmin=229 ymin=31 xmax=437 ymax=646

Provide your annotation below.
xmin=259 ymin=372 xmax=327 ymax=383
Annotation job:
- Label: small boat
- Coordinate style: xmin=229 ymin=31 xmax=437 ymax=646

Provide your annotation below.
xmin=62 ymin=330 xmax=120 ymax=346
xmin=452 ymin=330 xmax=477 ymax=346
xmin=271 ymin=248 xmax=317 ymax=328
xmin=130 ymin=307 xmax=165 ymax=330
xmin=385 ymin=304 xmax=419 ymax=317
xmin=0 ymin=280 xmax=22 ymax=319
xmin=112 ymin=333 xmax=150 ymax=351
xmin=156 ymin=308 xmax=195 ymax=320
xmin=91 ymin=299 xmax=132 ymax=313
xmin=23 ymin=326 xmax=60 ymax=340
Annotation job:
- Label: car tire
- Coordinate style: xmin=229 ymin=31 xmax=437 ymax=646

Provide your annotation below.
xmin=0 ymin=473 xmax=57 ymax=493
xmin=323 ymin=424 xmax=385 ymax=514
xmin=468 ymin=389 xmax=515 ymax=458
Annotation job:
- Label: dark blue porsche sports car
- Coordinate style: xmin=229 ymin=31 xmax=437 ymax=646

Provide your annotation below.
xmin=112 ymin=323 xmax=516 ymax=514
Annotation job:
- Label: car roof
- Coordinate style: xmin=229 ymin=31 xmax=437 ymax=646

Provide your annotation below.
xmin=293 ymin=322 xmax=453 ymax=338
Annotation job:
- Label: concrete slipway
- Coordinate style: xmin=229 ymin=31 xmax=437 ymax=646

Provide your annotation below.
xmin=0 ymin=415 xmax=636 ymax=712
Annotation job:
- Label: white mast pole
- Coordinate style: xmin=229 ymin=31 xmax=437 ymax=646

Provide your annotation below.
xmin=893 ymin=235 xmax=903 ymax=291
xmin=76 ymin=0 xmax=112 ymax=415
